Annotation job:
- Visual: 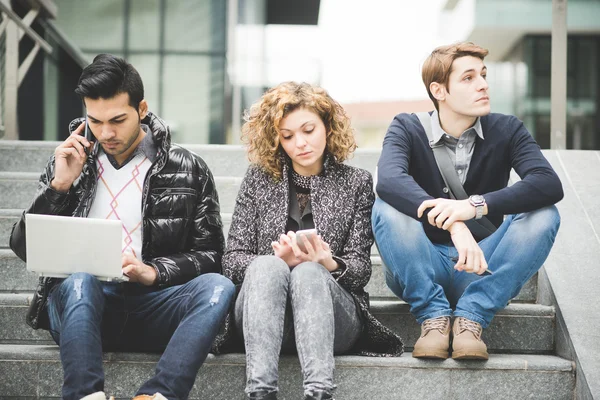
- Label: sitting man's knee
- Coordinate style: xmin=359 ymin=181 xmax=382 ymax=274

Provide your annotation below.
xmin=54 ymin=272 xmax=102 ymax=304
xmin=526 ymin=205 xmax=561 ymax=232
xmin=201 ymin=273 xmax=235 ymax=305
xmin=62 ymin=272 xmax=101 ymax=291
xmin=373 ymin=198 xmax=418 ymax=228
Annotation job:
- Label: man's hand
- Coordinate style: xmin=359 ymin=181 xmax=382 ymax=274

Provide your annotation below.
xmin=418 ymin=198 xmax=476 ymax=230
xmin=122 ymin=253 xmax=158 ymax=286
xmin=51 ymin=122 xmax=92 ymax=193
xmin=448 ymin=222 xmax=488 ymax=275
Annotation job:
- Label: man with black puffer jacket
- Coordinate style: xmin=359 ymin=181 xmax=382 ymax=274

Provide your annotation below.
xmin=10 ymin=54 xmax=234 ymax=400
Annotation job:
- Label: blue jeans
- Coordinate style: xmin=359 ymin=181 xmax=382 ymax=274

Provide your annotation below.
xmin=372 ymin=198 xmax=560 ymax=328
xmin=47 ymin=272 xmax=235 ymax=400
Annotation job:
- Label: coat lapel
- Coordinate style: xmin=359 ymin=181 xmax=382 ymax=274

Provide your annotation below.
xmin=257 ymin=162 xmax=289 ymax=251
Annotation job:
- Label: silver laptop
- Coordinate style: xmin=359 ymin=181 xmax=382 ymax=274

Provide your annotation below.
xmin=26 ymin=214 xmax=128 ymax=282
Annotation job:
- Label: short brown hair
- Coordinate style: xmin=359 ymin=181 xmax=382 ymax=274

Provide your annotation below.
xmin=422 ymin=42 xmax=489 ymax=110
xmin=241 ymin=82 xmax=357 ymax=180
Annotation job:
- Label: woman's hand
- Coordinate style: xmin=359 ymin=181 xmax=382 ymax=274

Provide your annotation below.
xmin=287 ymin=231 xmax=339 ymax=272
xmin=272 ymin=234 xmax=302 ymax=267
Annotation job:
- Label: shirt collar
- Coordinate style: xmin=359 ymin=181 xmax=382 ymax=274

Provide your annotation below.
xmin=101 ymin=124 xmax=158 ymax=168
xmin=135 ymin=124 xmax=158 ymax=162
xmin=430 ymin=109 xmax=484 ymax=144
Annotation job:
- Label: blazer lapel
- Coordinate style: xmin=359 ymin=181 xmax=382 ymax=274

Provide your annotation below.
xmin=259 ymin=162 xmax=290 ymax=249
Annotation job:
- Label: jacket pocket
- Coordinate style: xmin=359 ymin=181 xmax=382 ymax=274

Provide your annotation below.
xmin=149 ymin=188 xmax=198 ymax=218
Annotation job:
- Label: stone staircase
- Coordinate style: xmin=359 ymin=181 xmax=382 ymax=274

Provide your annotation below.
xmin=0 ymin=141 xmax=576 ymax=399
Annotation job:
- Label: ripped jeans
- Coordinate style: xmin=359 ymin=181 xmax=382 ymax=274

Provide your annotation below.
xmin=47 ymin=272 xmax=235 ymax=400
xmin=235 ymin=256 xmax=363 ymax=397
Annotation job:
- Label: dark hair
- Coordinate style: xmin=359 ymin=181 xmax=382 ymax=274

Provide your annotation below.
xmin=75 ymin=54 xmax=144 ymax=110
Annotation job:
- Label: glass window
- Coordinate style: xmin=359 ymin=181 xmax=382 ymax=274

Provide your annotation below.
xmin=164 ymin=0 xmax=225 ymax=53
xmin=161 ymin=55 xmax=213 ymax=143
xmin=126 ymin=54 xmax=160 ymax=112
xmin=129 ymin=0 xmax=161 ymax=51
xmin=54 ymin=0 xmax=125 ymax=51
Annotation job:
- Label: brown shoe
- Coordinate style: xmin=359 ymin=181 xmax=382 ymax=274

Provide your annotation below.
xmin=412 ymin=316 xmax=451 ymax=359
xmin=451 ymin=317 xmax=489 ymax=360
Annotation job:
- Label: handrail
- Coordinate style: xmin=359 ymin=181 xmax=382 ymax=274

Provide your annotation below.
xmin=38 ymin=19 xmax=89 ymax=68
xmin=0 ymin=1 xmax=52 ymax=54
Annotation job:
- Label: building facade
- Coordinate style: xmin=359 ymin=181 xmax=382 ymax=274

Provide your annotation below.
xmin=442 ymin=0 xmax=600 ymax=149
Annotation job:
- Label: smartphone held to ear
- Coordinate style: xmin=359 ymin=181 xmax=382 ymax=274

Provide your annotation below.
xmin=83 ymin=117 xmax=94 ymax=155
xmin=84 ymin=118 xmax=93 ymax=142
xmin=295 ymin=229 xmax=318 ymax=253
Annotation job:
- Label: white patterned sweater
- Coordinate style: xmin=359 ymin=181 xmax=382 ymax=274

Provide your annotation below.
xmin=87 ymin=152 xmax=152 ymax=260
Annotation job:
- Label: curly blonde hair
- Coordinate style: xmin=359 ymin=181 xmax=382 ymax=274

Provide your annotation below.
xmin=241 ymin=82 xmax=357 ymax=180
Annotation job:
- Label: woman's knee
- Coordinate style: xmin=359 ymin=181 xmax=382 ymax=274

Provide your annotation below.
xmin=290 ymin=262 xmax=330 ymax=288
xmin=246 ymin=255 xmax=290 ymax=280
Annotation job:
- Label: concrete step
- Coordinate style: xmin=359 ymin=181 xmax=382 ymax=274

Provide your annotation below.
xmin=0 ymin=209 xmax=21 ymax=248
xmin=0 ymin=141 xmax=381 ymax=176
xmin=0 ymin=293 xmax=554 ymax=353
xmin=0 ymin=250 xmax=539 ymax=303
xmin=0 ymin=344 xmax=575 ymax=399
xmin=0 ymin=172 xmax=244 ymax=213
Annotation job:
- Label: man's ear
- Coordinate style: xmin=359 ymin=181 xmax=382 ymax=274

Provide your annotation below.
xmin=138 ymin=99 xmax=149 ymax=119
xmin=429 ymin=82 xmax=446 ymax=102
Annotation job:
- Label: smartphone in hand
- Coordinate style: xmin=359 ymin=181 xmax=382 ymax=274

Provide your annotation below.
xmin=83 ymin=117 xmax=93 ymax=155
xmin=295 ymin=229 xmax=318 ymax=253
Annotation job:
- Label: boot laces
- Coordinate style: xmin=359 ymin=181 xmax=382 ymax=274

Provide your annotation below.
xmin=422 ymin=316 xmax=449 ymax=335
xmin=457 ymin=317 xmax=483 ymax=340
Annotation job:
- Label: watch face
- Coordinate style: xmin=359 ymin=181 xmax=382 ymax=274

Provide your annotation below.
xmin=470 ymin=195 xmax=485 ymax=205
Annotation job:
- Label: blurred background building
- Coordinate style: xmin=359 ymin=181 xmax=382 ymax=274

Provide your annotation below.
xmin=442 ymin=0 xmax=600 ymax=150
xmin=1 ymin=0 xmax=599 ymax=148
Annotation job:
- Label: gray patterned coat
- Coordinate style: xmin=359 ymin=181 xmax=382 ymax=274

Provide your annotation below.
xmin=212 ymin=155 xmax=404 ymax=356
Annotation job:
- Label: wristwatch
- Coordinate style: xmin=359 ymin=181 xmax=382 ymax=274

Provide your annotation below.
xmin=469 ymin=195 xmax=486 ymax=220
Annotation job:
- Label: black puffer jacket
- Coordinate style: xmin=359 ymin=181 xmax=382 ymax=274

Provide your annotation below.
xmin=10 ymin=112 xmax=225 ymax=330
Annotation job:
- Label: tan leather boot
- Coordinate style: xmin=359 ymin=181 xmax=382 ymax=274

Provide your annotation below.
xmin=451 ymin=317 xmax=489 ymax=360
xmin=412 ymin=316 xmax=451 ymax=359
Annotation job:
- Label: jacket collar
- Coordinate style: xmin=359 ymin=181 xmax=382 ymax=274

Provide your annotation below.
xmin=68 ymin=111 xmax=171 ymax=165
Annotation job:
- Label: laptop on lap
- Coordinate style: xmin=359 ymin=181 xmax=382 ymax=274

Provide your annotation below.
xmin=25 ymin=214 xmax=128 ymax=282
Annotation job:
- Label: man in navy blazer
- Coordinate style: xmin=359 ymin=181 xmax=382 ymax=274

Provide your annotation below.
xmin=372 ymin=42 xmax=563 ymax=360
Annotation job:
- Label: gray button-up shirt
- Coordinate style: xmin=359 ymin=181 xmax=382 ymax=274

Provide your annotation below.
xmin=430 ymin=110 xmax=484 ymax=185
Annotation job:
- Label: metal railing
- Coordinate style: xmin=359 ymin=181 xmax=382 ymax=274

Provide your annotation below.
xmin=0 ymin=0 xmax=66 ymax=140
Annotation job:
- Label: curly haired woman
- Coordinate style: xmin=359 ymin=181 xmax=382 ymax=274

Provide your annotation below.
xmin=213 ymin=82 xmax=403 ymax=400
